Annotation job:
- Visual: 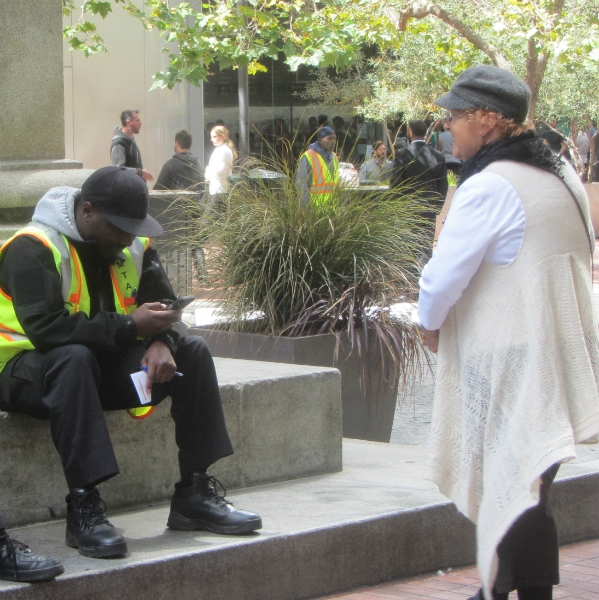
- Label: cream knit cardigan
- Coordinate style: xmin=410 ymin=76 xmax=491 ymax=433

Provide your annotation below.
xmin=427 ymin=160 xmax=599 ymax=599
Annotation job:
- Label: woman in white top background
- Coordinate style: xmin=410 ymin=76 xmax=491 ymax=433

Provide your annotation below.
xmin=205 ymin=125 xmax=237 ymax=198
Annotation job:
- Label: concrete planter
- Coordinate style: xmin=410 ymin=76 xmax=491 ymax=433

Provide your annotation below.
xmin=192 ymin=327 xmax=399 ymax=443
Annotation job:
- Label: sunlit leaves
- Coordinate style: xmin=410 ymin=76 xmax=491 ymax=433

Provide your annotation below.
xmin=62 ymin=0 xmax=599 ymax=118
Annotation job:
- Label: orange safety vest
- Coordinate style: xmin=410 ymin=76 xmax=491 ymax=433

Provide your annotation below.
xmin=304 ymin=148 xmax=339 ymax=206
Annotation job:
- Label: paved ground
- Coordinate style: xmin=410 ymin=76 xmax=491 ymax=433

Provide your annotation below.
xmin=315 ymin=538 xmax=599 ymax=599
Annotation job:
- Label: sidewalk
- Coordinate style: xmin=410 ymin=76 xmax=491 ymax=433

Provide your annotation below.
xmin=316 ymin=538 xmax=599 ymax=599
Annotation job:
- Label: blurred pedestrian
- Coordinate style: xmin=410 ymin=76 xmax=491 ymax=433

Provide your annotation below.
xmin=390 ymin=119 xmax=448 ymax=257
xmin=296 ymin=126 xmax=338 ymax=206
xmin=359 ymin=141 xmax=392 ymax=184
xmin=205 ymin=125 xmax=237 ymax=200
xmin=110 ymin=109 xmax=153 ymax=182
xmin=154 ymin=130 xmax=204 ymax=193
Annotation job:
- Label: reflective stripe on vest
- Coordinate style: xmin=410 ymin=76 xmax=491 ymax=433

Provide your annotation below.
xmin=305 ymin=149 xmax=339 ymax=207
xmin=0 ymin=224 xmax=148 ymax=386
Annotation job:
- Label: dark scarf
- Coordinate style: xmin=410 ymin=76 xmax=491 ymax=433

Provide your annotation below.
xmin=459 ymin=130 xmax=563 ymax=186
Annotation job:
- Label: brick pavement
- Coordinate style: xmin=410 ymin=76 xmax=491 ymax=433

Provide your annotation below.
xmin=316 ymin=538 xmax=599 ymax=599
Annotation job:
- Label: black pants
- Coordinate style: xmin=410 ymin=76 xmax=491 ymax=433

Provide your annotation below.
xmin=491 ymin=465 xmax=560 ymax=597
xmin=0 ymin=336 xmax=233 ymax=490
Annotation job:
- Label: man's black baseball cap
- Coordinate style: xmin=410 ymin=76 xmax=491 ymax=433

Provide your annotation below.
xmin=81 ymin=166 xmax=164 ymax=237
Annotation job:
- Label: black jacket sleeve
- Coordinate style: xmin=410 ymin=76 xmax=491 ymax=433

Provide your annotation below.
xmin=0 ymin=236 xmax=138 ymax=353
xmin=390 ymin=149 xmax=411 ymax=189
xmin=136 ymin=246 xmax=184 ymax=353
xmin=436 ymin=159 xmax=449 ymax=199
xmin=0 ymin=237 xmax=182 ymax=354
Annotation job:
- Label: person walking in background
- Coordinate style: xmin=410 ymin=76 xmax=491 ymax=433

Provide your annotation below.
xmin=419 ymin=64 xmax=599 ymax=600
xmin=332 ymin=116 xmax=354 ymax=162
xmin=359 ymin=141 xmax=393 ymax=184
xmin=205 ymin=126 xmax=237 ymax=200
xmin=154 ymin=130 xmax=206 ymax=279
xmin=295 ymin=126 xmax=339 ymax=206
xmin=110 ymin=109 xmax=153 ymax=182
xmin=154 ymin=130 xmax=204 ymax=193
xmin=393 ymin=123 xmax=409 ymax=151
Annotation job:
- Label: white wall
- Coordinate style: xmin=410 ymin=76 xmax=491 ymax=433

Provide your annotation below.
xmin=63 ymin=3 xmax=203 ymax=178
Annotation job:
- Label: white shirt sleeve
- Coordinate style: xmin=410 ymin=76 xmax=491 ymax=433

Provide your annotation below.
xmin=417 ymin=171 xmax=526 ymax=330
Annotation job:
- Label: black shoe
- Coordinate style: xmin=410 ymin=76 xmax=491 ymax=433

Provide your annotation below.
xmin=167 ymin=472 xmax=262 ymax=535
xmin=468 ymin=590 xmax=508 ymax=600
xmin=65 ymin=488 xmax=127 ymax=558
xmin=0 ymin=534 xmax=64 ymax=582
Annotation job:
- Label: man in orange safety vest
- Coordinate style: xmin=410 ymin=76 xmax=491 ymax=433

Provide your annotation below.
xmin=296 ymin=125 xmax=340 ymax=206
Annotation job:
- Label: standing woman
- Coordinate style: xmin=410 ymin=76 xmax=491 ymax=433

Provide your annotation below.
xmin=419 ymin=65 xmax=599 ymax=600
xmin=205 ymin=125 xmax=237 ymax=201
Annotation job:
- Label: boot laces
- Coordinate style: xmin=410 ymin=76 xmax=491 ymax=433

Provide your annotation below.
xmin=198 ymin=475 xmax=232 ymax=508
xmin=73 ymin=490 xmax=112 ymax=531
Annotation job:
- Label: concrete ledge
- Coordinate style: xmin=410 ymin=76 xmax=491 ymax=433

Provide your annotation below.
xmin=0 ymin=168 xmax=94 ymax=210
xmin=0 ymin=358 xmax=342 ymax=528
xmin=0 ymin=441 xmax=596 ymax=599
xmin=0 ymin=160 xmax=83 ymax=172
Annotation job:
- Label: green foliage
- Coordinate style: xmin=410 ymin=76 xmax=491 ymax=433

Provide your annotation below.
xmin=63 ymin=0 xmax=398 ymax=88
xmin=62 ymin=0 xmax=599 ymax=119
xmin=306 ymin=0 xmax=599 ymax=121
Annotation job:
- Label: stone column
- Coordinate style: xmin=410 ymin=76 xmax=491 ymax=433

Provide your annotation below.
xmin=0 ymin=0 xmax=65 ymax=160
xmin=0 ymin=0 xmax=93 ymax=236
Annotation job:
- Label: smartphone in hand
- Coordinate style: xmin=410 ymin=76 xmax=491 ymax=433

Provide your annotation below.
xmin=161 ymin=295 xmax=196 ymax=310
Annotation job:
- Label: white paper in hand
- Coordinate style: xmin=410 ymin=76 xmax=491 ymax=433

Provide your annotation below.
xmin=130 ymin=370 xmax=152 ymax=405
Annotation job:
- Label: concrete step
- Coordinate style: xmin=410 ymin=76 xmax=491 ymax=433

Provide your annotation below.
xmin=0 ymin=358 xmax=342 ymax=528
xmin=0 ymin=440 xmax=597 ymax=600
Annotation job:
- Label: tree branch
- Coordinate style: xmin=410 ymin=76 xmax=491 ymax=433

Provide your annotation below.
xmin=396 ymin=2 xmax=511 ymax=71
xmin=525 ymin=0 xmax=566 ymax=118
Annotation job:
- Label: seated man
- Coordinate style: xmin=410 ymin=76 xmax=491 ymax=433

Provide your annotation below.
xmin=358 ymin=141 xmax=393 ymax=184
xmin=0 ymin=513 xmax=64 ymax=582
xmin=0 ymin=166 xmax=261 ymax=559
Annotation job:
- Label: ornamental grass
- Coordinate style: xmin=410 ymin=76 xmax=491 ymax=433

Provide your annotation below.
xmin=181 ymin=154 xmax=431 ymax=388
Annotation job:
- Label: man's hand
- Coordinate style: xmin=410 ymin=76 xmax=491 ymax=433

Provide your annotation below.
xmin=132 ymin=302 xmax=181 ymax=338
xmin=141 ymin=341 xmax=177 ymax=394
xmin=141 ymin=169 xmax=154 ymax=182
xmin=421 ymin=327 xmax=440 ymax=353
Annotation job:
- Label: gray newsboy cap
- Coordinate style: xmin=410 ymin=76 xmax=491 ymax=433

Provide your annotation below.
xmin=435 ymin=65 xmax=531 ymax=123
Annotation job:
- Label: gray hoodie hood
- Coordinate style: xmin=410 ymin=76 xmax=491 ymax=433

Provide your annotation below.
xmin=112 ymin=127 xmax=133 ymax=142
xmin=31 ymin=186 xmax=84 ymax=242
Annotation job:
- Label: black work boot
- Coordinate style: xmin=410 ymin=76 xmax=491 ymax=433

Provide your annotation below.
xmin=65 ymin=488 xmax=127 ymax=558
xmin=0 ymin=533 xmax=64 ymax=582
xmin=167 ymin=472 xmax=262 ymax=535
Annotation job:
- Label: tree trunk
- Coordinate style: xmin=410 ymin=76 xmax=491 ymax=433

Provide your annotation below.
xmin=396 ymin=0 xmax=567 ymax=122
